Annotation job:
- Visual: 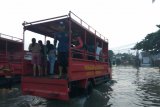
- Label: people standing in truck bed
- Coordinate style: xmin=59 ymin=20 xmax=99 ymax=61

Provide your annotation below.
xmin=71 ymin=32 xmax=84 ymax=58
xmin=54 ymin=22 xmax=69 ymax=78
xmin=28 ymin=38 xmax=41 ymax=76
xmin=38 ymin=40 xmax=47 ymax=76
xmin=96 ymin=42 xmax=102 ymax=61
xmin=46 ymin=40 xmax=56 ymax=76
xmin=72 ymin=32 xmax=83 ymax=49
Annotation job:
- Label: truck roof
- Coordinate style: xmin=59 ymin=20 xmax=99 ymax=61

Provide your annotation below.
xmin=0 ymin=33 xmax=23 ymax=43
xmin=23 ymin=11 xmax=108 ymax=42
xmin=23 ymin=15 xmax=68 ymax=38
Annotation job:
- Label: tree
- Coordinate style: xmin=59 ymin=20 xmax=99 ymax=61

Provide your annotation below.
xmin=108 ymin=50 xmax=114 ymax=60
xmin=133 ymin=29 xmax=160 ymax=54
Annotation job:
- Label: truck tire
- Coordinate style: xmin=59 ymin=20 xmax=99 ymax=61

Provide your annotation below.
xmin=85 ymin=81 xmax=93 ymax=95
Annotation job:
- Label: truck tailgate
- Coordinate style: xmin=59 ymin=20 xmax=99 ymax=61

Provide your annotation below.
xmin=22 ymin=76 xmax=69 ymax=101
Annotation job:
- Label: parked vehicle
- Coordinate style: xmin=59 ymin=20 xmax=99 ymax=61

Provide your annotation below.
xmin=0 ymin=33 xmax=23 ymax=87
xmin=21 ymin=11 xmax=112 ymax=101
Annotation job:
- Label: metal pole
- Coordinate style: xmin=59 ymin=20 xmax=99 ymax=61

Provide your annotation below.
xmin=22 ymin=23 xmax=25 ymax=75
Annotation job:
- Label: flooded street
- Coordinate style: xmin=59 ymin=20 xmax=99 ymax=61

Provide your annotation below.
xmin=108 ymin=67 xmax=160 ymax=107
xmin=0 ymin=66 xmax=160 ymax=107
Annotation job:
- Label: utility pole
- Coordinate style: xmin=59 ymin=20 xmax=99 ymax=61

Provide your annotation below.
xmin=135 ymin=50 xmax=140 ymax=70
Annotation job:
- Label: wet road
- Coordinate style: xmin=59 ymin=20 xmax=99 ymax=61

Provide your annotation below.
xmin=0 ymin=66 xmax=160 ymax=107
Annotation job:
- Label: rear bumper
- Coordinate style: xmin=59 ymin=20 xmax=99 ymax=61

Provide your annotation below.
xmin=22 ymin=76 xmax=69 ymax=101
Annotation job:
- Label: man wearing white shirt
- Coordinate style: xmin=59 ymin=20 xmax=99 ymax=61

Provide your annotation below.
xmin=96 ymin=42 xmax=102 ymax=61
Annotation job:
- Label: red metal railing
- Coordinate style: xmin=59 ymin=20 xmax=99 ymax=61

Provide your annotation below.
xmin=0 ymin=33 xmax=23 ymax=76
xmin=69 ymin=11 xmax=108 ymax=42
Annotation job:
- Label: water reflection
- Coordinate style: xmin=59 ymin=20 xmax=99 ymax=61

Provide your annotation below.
xmin=0 ymin=87 xmax=47 ymax=107
xmin=83 ymin=89 xmax=108 ymax=107
xmin=105 ymin=66 xmax=160 ymax=107
xmin=134 ymin=68 xmax=160 ymax=107
xmin=0 ymin=67 xmax=160 ymax=107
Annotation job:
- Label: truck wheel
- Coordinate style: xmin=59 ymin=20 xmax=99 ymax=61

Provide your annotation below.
xmin=85 ymin=81 xmax=93 ymax=95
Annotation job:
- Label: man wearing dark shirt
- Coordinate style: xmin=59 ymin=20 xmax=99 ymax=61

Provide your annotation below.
xmin=46 ymin=40 xmax=56 ymax=76
xmin=54 ymin=22 xmax=69 ymax=78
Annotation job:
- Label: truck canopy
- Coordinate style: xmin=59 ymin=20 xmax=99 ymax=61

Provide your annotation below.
xmin=24 ymin=16 xmax=69 ymax=38
xmin=23 ymin=12 xmax=108 ymax=43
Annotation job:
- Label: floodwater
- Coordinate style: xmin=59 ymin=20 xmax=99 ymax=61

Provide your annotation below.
xmin=0 ymin=66 xmax=160 ymax=107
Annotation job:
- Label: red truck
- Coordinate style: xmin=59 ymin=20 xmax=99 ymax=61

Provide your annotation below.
xmin=0 ymin=33 xmax=23 ymax=87
xmin=22 ymin=11 xmax=112 ymax=101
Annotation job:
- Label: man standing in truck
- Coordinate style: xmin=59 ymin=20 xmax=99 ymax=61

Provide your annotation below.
xmin=54 ymin=22 xmax=69 ymax=78
xmin=28 ymin=38 xmax=41 ymax=76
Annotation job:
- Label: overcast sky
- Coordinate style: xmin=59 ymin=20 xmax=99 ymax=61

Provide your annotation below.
xmin=0 ymin=0 xmax=160 ymax=49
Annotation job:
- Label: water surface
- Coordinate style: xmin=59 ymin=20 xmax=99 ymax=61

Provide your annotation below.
xmin=0 ymin=66 xmax=160 ymax=107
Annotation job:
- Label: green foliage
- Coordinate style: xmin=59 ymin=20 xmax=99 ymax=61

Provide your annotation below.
xmin=133 ymin=29 xmax=160 ymax=54
xmin=108 ymin=50 xmax=114 ymax=59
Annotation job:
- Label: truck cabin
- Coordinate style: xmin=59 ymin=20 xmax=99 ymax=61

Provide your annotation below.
xmin=0 ymin=33 xmax=23 ymax=76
